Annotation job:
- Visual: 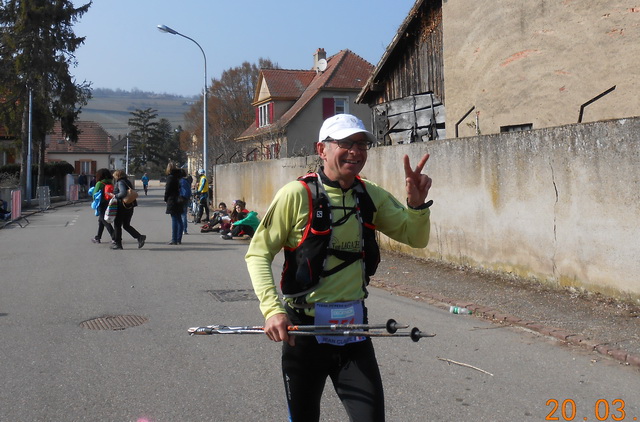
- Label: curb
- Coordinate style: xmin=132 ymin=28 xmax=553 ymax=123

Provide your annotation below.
xmin=370 ymin=280 xmax=640 ymax=369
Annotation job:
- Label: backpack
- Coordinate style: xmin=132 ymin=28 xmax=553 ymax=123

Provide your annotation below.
xmin=280 ymin=173 xmax=380 ymax=302
xmin=103 ymin=184 xmax=114 ymax=200
xmin=179 ymin=178 xmax=191 ymax=198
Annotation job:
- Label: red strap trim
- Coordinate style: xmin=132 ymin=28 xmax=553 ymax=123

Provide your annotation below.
xmin=363 ymin=222 xmax=376 ymax=230
xmin=310 ymin=228 xmax=331 ymax=236
xmin=294 ymin=180 xmax=313 ymax=248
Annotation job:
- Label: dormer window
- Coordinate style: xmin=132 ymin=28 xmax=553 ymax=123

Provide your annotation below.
xmin=258 ymin=102 xmax=274 ymax=128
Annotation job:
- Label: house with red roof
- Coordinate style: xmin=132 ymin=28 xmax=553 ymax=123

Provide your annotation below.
xmin=45 ymin=121 xmax=114 ymax=175
xmin=236 ymin=48 xmax=374 ymax=160
xmin=0 ymin=126 xmax=17 ymax=166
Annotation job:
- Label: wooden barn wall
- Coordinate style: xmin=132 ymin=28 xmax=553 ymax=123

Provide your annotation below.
xmin=379 ymin=1 xmax=444 ymax=105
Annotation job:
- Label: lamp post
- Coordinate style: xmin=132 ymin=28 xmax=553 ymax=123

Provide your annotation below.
xmin=125 ymin=133 xmax=129 ymax=175
xmin=157 ymin=24 xmax=208 ymax=177
xmin=26 ymin=87 xmax=33 ymax=206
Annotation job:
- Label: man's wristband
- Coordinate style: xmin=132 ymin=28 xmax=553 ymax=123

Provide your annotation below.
xmin=407 ymin=199 xmax=433 ymax=210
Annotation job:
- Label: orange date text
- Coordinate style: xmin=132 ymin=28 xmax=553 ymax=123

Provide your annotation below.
xmin=546 ymin=399 xmax=634 ymax=421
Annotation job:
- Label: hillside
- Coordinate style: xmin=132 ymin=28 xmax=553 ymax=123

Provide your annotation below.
xmin=78 ymin=89 xmax=196 ymax=138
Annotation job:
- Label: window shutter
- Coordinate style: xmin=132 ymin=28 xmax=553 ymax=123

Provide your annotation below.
xmin=255 ymin=107 xmax=260 ymax=127
xmin=322 ymin=98 xmax=335 ymax=120
xmin=91 ymin=161 xmax=97 ymax=175
xmin=74 ymin=161 xmax=80 ymax=173
xmin=269 ymin=102 xmax=274 ymax=124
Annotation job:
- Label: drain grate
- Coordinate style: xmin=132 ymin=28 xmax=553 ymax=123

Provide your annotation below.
xmin=207 ymin=289 xmax=257 ymax=302
xmin=80 ymin=315 xmax=149 ymax=330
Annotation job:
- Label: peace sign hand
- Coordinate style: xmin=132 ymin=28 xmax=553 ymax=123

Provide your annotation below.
xmin=403 ymin=153 xmax=432 ymax=208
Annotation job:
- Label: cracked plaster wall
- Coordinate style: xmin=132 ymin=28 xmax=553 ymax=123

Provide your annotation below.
xmin=215 ymin=117 xmax=640 ymax=299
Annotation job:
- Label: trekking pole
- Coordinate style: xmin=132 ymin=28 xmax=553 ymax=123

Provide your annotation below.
xmin=289 ymin=319 xmax=408 ymax=334
xmin=191 ymin=319 xmax=408 ymax=335
xmin=188 ymin=325 xmax=434 ymax=342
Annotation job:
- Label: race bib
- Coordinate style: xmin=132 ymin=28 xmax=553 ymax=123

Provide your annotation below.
xmin=314 ymin=301 xmax=366 ymax=346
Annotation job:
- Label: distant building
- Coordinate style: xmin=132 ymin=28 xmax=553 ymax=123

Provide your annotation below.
xmin=236 ymin=48 xmax=374 ymax=160
xmin=45 ymin=121 xmax=113 ymax=174
xmin=0 ymin=126 xmax=17 ymax=166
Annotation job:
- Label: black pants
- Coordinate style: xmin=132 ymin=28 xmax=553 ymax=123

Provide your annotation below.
xmin=230 ymin=224 xmax=255 ymax=237
xmin=96 ymin=203 xmax=114 ymax=240
xmin=197 ymin=195 xmax=209 ymax=222
xmin=282 ymin=307 xmax=385 ymax=422
xmin=113 ymin=205 xmax=141 ymax=245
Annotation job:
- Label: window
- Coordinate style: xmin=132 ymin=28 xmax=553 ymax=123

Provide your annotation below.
xmin=75 ymin=160 xmax=95 ymax=175
xmin=500 ymin=123 xmax=533 ymax=133
xmin=258 ymin=102 xmax=274 ymax=128
xmin=80 ymin=161 xmax=92 ymax=174
xmin=334 ymin=97 xmax=349 ymax=115
xmin=322 ymin=97 xmax=350 ymax=119
xmin=265 ymin=143 xmax=280 ymax=160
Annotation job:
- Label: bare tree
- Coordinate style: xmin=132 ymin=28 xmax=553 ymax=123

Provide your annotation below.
xmin=183 ymin=58 xmax=278 ymax=163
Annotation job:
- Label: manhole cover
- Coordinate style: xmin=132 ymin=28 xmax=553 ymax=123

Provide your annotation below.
xmin=207 ymin=289 xmax=257 ymax=302
xmin=80 ymin=315 xmax=149 ymax=330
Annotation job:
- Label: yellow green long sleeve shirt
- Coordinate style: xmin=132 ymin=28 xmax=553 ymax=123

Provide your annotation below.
xmin=245 ymin=174 xmax=431 ymax=321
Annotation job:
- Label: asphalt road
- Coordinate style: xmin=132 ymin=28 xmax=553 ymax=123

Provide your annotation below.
xmin=1 ymin=186 xmax=639 ymax=422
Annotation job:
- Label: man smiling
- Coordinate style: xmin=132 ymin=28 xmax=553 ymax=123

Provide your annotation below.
xmin=246 ymin=113 xmax=432 ymax=421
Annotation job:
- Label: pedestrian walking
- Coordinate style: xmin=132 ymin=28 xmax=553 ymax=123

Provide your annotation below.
xmin=111 ymin=170 xmax=146 ymax=250
xmin=141 ymin=173 xmax=149 ymax=195
xmin=78 ymin=172 xmax=88 ymax=196
xmin=91 ymin=168 xmax=115 ymax=244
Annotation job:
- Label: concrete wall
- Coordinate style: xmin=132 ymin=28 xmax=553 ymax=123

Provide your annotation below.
xmin=213 ymin=117 xmax=640 ymax=301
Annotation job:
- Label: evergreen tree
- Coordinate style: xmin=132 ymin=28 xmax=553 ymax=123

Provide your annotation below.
xmin=127 ymin=108 xmax=159 ymax=172
xmin=0 ymin=0 xmax=92 ymax=195
xmin=127 ymin=109 xmax=184 ymax=173
xmin=156 ymin=121 xmax=185 ymax=166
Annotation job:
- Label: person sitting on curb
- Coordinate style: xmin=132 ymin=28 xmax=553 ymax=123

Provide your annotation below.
xmin=220 ymin=201 xmax=248 ymax=235
xmin=201 ymin=202 xmax=230 ymax=233
xmin=0 ymin=199 xmax=10 ymax=221
xmin=221 ymin=209 xmax=260 ymax=240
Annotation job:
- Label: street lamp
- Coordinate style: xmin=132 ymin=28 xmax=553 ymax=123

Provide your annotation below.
xmin=157 ymin=24 xmax=208 ymax=177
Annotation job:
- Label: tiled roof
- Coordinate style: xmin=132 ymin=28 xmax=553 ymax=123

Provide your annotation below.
xmin=46 ymin=121 xmax=112 ymax=155
xmin=258 ymin=69 xmax=316 ymax=101
xmin=238 ymin=49 xmax=373 ymax=140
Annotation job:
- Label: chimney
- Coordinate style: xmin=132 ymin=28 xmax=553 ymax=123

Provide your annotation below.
xmin=313 ymin=48 xmax=327 ymax=72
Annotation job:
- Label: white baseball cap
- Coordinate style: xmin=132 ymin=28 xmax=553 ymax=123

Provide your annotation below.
xmin=318 ymin=114 xmax=376 ymax=143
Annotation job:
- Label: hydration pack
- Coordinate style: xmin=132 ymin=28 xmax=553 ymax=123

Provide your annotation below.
xmin=280 ymin=173 xmax=380 ymax=302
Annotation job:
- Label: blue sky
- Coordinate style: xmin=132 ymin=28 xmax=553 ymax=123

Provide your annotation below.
xmin=71 ymin=0 xmax=416 ymax=97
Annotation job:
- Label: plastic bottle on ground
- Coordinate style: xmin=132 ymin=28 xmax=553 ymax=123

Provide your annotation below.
xmin=449 ymin=306 xmax=472 ymax=315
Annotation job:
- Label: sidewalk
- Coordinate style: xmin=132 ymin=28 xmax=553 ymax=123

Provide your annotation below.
xmin=0 ymin=195 xmax=88 ymax=229
xmin=372 ymin=251 xmax=640 ymax=370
